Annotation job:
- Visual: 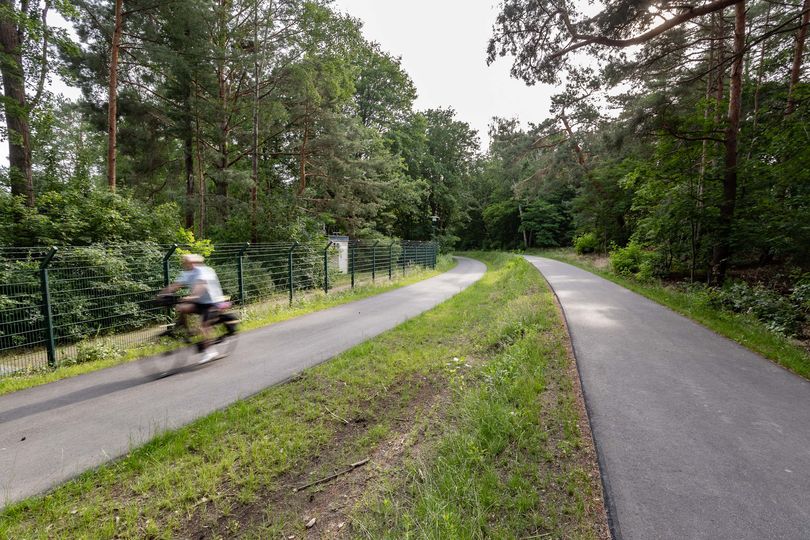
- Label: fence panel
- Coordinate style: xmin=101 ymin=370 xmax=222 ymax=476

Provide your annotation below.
xmin=0 ymin=238 xmax=438 ymax=376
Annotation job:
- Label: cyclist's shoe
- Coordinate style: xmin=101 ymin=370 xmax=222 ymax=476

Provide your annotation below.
xmin=198 ymin=348 xmax=220 ymax=364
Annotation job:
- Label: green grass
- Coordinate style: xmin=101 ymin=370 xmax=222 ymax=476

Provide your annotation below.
xmin=0 ymin=257 xmax=454 ymax=396
xmin=533 ymin=248 xmax=810 ymax=380
xmin=0 ymin=253 xmax=605 ymax=539
xmin=351 ymin=253 xmax=605 ymax=539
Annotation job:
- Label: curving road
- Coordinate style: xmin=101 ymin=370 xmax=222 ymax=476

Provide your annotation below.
xmin=0 ymin=257 xmax=485 ymax=506
xmin=526 ymin=256 xmax=810 ymax=540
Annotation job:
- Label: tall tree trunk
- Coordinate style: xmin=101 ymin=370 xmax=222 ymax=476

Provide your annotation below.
xmin=297 ymin=107 xmax=309 ymax=196
xmin=184 ymin=130 xmax=194 ymax=229
xmin=786 ymin=0 xmax=810 ymax=115
xmin=0 ymin=0 xmax=34 ymax=206
xmin=714 ymin=12 xmax=726 ymax=123
xmin=250 ymin=0 xmax=260 ymax=243
xmin=517 ymin=202 xmax=528 ymax=248
xmin=695 ymin=35 xmax=717 ymax=282
xmin=712 ymin=2 xmax=745 ymax=284
xmin=748 ymin=4 xmax=770 ymax=158
xmin=107 ymin=0 xmax=124 ymax=192
xmin=194 ymin=81 xmax=206 ymax=238
xmin=214 ymin=12 xmax=229 ymax=216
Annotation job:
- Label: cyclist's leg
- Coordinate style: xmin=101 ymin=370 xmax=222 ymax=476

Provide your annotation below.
xmin=197 ymin=304 xmax=217 ymax=350
xmin=176 ymin=301 xmax=195 ymax=334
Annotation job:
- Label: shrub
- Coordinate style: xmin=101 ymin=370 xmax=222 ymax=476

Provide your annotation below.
xmin=791 ymin=274 xmax=810 ymax=313
xmin=710 ymin=280 xmax=805 ymax=336
xmin=609 ymin=241 xmax=644 ymax=275
xmin=609 ymin=241 xmax=666 ymax=281
xmin=73 ymin=338 xmax=123 ymax=365
xmin=574 ymin=232 xmax=599 ymax=254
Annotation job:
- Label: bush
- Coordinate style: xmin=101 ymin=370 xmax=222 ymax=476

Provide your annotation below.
xmin=574 ymin=232 xmax=599 ymax=254
xmin=790 ymin=274 xmax=810 ymax=313
xmin=610 ymin=241 xmax=644 ymax=275
xmin=73 ymin=338 xmax=123 ymax=365
xmin=709 ymin=280 xmax=805 ymax=336
xmin=609 ymin=241 xmax=666 ymax=281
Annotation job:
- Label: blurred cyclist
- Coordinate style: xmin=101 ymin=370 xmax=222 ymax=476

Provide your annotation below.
xmin=160 ymin=253 xmax=226 ymax=363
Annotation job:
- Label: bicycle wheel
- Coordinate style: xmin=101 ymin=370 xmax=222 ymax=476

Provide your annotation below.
xmin=139 ymin=334 xmax=194 ymax=378
xmin=208 ymin=311 xmax=240 ymax=361
xmin=216 ymin=330 xmax=239 ymax=359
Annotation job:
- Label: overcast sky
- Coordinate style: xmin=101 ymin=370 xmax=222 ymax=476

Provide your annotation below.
xmin=330 ymin=0 xmax=556 ymax=149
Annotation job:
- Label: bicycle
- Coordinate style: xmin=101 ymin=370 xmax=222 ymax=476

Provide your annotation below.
xmin=140 ymin=293 xmax=241 ymax=377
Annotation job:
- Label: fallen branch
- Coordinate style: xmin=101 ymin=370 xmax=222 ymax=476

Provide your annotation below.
xmin=292 ymin=458 xmax=370 ymax=493
xmin=325 ymin=406 xmax=350 ymax=425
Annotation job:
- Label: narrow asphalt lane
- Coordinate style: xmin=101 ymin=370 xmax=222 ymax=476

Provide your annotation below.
xmin=0 ymin=257 xmax=485 ymax=506
xmin=525 ymin=256 xmax=810 ymax=539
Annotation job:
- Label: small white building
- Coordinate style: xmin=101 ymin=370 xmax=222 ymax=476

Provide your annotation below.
xmin=328 ymin=235 xmax=349 ymax=273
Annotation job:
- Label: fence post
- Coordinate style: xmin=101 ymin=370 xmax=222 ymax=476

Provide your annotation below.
xmin=388 ymin=241 xmax=395 ymax=280
xmin=350 ymin=240 xmax=356 ymax=289
xmin=237 ymin=242 xmax=250 ymax=305
xmin=401 ymin=241 xmax=407 ymax=274
xmin=371 ymin=240 xmax=380 ymax=282
xmin=288 ymin=242 xmax=299 ymax=305
xmin=162 ymin=244 xmax=178 ymax=287
xmin=433 ymin=242 xmax=437 ymax=268
xmin=40 ymin=247 xmax=58 ymax=368
xmin=323 ymin=240 xmax=333 ymax=293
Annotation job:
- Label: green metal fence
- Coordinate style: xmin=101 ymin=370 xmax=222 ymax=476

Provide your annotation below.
xmin=0 ymin=238 xmax=438 ymax=376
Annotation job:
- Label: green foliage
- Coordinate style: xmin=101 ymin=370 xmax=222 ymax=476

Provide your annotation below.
xmin=609 ymin=241 xmax=660 ymax=281
xmin=175 ymin=229 xmax=214 ymax=257
xmin=0 ymin=185 xmax=180 ymax=247
xmin=73 ymin=338 xmax=123 ymax=366
xmin=574 ymin=232 xmax=599 ymax=254
xmin=482 ymin=200 xmax=520 ymax=249
xmin=706 ymin=281 xmax=807 ymax=337
xmin=520 ymin=199 xmax=565 ymax=247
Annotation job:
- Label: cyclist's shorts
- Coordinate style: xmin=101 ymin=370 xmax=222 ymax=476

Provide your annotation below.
xmin=190 ymin=302 xmax=218 ymax=323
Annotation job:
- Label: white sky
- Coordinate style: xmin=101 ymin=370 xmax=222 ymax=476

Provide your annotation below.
xmin=331 ymin=0 xmax=556 ymax=149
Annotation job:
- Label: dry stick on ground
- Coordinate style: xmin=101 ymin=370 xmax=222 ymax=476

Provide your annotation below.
xmin=292 ymin=458 xmax=370 ymax=493
xmin=324 ymin=406 xmax=350 ymax=425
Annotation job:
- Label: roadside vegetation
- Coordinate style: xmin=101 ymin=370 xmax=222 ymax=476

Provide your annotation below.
xmin=0 ymin=256 xmax=454 ymax=397
xmin=536 ymin=248 xmax=810 ymax=380
xmin=0 ymin=253 xmax=608 ymax=539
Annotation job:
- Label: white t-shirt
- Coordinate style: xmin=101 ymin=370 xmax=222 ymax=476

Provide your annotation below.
xmin=175 ymin=265 xmax=225 ymax=304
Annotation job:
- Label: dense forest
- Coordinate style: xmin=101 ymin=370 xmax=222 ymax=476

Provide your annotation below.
xmin=0 ymin=0 xmax=808 ymax=288
xmin=0 ymin=0 xmax=478 ymax=247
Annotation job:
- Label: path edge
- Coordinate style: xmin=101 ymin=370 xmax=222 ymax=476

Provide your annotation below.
xmin=524 ymin=255 xmax=619 ymax=540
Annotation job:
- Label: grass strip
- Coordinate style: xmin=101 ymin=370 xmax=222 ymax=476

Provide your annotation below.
xmin=0 ymin=257 xmax=455 ymax=396
xmin=533 ymin=248 xmax=810 ymax=380
xmin=350 ymin=253 xmax=608 ymax=539
xmin=0 ymin=253 xmax=606 ymax=539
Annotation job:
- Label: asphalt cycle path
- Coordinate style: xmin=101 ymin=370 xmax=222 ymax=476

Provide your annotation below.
xmin=0 ymin=257 xmax=485 ymax=507
xmin=525 ymin=256 xmax=810 ymax=540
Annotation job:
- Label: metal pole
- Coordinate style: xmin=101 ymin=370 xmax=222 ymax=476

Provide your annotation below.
xmin=388 ymin=241 xmax=395 ymax=280
xmin=40 ymin=247 xmax=58 ymax=368
xmin=163 ymin=244 xmax=178 ymax=287
xmin=237 ymin=242 xmax=250 ymax=305
xmin=288 ymin=242 xmax=299 ymax=305
xmin=401 ymin=241 xmax=407 ymax=274
xmin=351 ymin=240 xmax=356 ymax=289
xmin=323 ymin=240 xmax=333 ymax=293
xmin=371 ymin=240 xmax=380 ymax=282
xmin=433 ymin=242 xmax=437 ymax=268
